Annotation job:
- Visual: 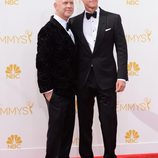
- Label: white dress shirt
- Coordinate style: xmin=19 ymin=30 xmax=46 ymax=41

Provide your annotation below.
xmin=83 ymin=7 xmax=100 ymax=52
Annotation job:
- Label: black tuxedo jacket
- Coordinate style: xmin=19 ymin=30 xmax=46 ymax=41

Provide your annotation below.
xmin=36 ymin=16 xmax=76 ymax=96
xmin=71 ymin=8 xmax=128 ymax=90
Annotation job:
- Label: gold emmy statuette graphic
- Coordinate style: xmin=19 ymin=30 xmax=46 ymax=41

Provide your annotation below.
xmin=126 ymin=30 xmax=152 ymax=43
xmin=0 ymin=31 xmax=32 ymax=44
xmin=117 ymin=98 xmax=151 ymax=112
xmin=0 ymin=101 xmax=34 ymax=116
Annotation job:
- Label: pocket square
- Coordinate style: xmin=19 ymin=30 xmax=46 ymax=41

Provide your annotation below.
xmin=105 ymin=28 xmax=111 ymax=31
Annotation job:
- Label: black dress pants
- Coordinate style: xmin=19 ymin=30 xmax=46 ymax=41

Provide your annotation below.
xmin=45 ymin=93 xmax=75 ymax=158
xmin=77 ymin=69 xmax=117 ymax=158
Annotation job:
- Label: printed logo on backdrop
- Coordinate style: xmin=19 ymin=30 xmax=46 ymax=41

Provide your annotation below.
xmin=0 ymin=31 xmax=32 ymax=44
xmin=117 ymin=98 xmax=151 ymax=112
xmin=126 ymin=0 xmax=139 ymax=5
xmin=0 ymin=102 xmax=34 ymax=116
xmin=6 ymin=134 xmax=22 ymax=149
xmin=6 ymin=64 xmax=21 ymax=79
xmin=5 ymin=0 xmax=19 ymax=5
xmin=128 ymin=61 xmax=140 ymax=76
xmin=125 ymin=130 xmax=140 ymax=143
xmin=126 ymin=29 xmax=152 ymax=43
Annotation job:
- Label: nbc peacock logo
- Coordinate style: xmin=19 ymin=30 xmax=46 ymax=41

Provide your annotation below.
xmin=6 ymin=64 xmax=21 ymax=79
xmin=128 ymin=61 xmax=140 ymax=76
xmin=5 ymin=0 xmax=19 ymax=5
xmin=6 ymin=134 xmax=23 ymax=149
xmin=125 ymin=129 xmax=140 ymax=143
xmin=126 ymin=0 xmax=140 ymax=5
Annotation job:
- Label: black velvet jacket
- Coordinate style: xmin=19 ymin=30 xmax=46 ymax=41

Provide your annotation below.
xmin=36 ymin=16 xmax=76 ymax=96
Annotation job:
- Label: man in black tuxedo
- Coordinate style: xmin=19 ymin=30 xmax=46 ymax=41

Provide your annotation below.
xmin=36 ymin=0 xmax=76 ymax=157
xmin=71 ymin=0 xmax=128 ymax=158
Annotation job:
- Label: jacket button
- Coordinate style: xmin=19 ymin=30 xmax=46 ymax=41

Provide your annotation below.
xmin=91 ymin=64 xmax=93 ymax=67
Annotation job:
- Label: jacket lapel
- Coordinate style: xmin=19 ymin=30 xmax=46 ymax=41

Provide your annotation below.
xmin=93 ymin=9 xmax=107 ymax=54
xmin=73 ymin=12 xmax=92 ymax=53
xmin=50 ymin=16 xmax=75 ymax=46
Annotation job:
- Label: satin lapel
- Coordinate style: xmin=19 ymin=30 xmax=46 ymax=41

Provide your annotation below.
xmin=50 ymin=16 xmax=75 ymax=45
xmin=74 ymin=13 xmax=92 ymax=53
xmin=93 ymin=9 xmax=107 ymax=54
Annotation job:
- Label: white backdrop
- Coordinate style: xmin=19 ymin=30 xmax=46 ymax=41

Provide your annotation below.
xmin=0 ymin=0 xmax=158 ymax=157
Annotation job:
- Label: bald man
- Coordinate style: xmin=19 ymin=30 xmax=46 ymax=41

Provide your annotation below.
xmin=36 ymin=0 xmax=76 ymax=157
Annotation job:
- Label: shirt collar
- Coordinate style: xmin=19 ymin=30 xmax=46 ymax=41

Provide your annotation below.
xmin=54 ymin=14 xmax=69 ymax=30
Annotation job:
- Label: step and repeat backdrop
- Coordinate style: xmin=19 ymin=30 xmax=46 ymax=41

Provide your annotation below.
xmin=0 ymin=0 xmax=158 ymax=157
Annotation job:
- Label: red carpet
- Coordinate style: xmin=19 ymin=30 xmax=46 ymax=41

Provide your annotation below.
xmin=95 ymin=153 xmax=158 ymax=158
xmin=75 ymin=153 xmax=158 ymax=158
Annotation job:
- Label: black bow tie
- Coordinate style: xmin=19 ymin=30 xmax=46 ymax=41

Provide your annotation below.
xmin=86 ymin=11 xmax=97 ymax=20
xmin=66 ymin=21 xmax=71 ymax=31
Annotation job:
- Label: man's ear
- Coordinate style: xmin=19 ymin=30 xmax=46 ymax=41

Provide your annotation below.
xmin=54 ymin=2 xmax=57 ymax=10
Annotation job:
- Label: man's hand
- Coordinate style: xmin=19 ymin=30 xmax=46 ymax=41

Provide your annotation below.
xmin=44 ymin=91 xmax=53 ymax=102
xmin=115 ymin=80 xmax=126 ymax=92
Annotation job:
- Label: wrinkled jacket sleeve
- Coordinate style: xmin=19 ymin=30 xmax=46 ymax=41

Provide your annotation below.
xmin=114 ymin=15 xmax=128 ymax=81
xmin=36 ymin=28 xmax=53 ymax=93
